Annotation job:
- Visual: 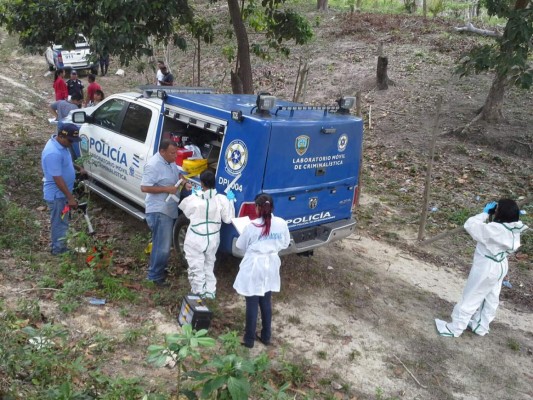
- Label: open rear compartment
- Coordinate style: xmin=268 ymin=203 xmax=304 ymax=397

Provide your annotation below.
xmin=160 ymin=106 xmax=226 ymax=187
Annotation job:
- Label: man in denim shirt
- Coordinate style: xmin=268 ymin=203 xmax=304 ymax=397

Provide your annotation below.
xmin=141 ymin=140 xmax=180 ymax=286
xmin=41 ymin=123 xmax=81 ymax=255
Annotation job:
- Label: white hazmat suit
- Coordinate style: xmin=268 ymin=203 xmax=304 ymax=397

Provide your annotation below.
xmin=179 ymin=188 xmax=234 ymax=297
xmin=435 ymin=212 xmax=528 ymax=337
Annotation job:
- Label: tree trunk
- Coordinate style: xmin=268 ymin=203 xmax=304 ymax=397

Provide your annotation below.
xmin=231 ymin=70 xmax=244 ymax=94
xmin=197 ymin=37 xmax=201 ymax=86
xmin=376 ymin=43 xmax=389 ymax=90
xmin=317 ymin=0 xmax=328 ymax=11
xmin=479 ymin=72 xmax=507 ymax=122
xmin=227 ymin=0 xmax=253 ymax=94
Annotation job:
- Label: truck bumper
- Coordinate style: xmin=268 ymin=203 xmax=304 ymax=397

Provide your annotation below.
xmin=231 ymin=218 xmax=356 ymax=258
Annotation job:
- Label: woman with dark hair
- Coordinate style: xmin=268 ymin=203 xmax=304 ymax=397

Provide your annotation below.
xmin=436 ymin=199 xmax=528 ymax=337
xmin=53 ymin=69 xmax=68 ymax=100
xmin=234 ymin=193 xmax=290 ymax=348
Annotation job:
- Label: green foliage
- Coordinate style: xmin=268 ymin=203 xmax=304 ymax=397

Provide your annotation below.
xmin=447 ymin=208 xmax=475 ymax=226
xmin=404 ymin=0 xmax=417 ymax=13
xmin=428 ymin=0 xmax=446 ymax=17
xmin=0 ymin=0 xmax=194 ymax=65
xmin=0 ymin=188 xmax=41 ymax=256
xmin=456 ymin=1 xmax=533 ymax=89
xmin=54 ymin=267 xmax=98 ymax=313
xmin=241 ymin=0 xmax=313 ymax=60
xmin=507 ymin=338 xmax=520 ymax=351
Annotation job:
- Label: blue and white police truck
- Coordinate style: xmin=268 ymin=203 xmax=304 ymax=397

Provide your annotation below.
xmin=72 ymin=87 xmax=363 ymax=259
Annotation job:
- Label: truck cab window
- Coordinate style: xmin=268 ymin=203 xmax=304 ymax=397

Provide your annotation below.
xmin=92 ymin=98 xmax=127 ymax=132
xmin=120 ymin=103 xmax=151 ymax=143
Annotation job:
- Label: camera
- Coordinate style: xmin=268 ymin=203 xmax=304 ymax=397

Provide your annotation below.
xmin=488 ymin=205 xmax=497 ymax=215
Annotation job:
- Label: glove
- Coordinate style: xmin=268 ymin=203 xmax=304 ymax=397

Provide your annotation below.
xmin=226 ymin=190 xmax=236 ymax=202
xmin=483 ymin=201 xmax=497 ymax=214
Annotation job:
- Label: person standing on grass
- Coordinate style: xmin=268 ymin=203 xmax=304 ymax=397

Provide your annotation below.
xmin=159 ymin=66 xmax=174 ymax=86
xmin=86 ymin=74 xmax=102 ymax=106
xmin=41 ymin=123 xmax=81 ymax=255
xmin=140 ymin=140 xmax=180 ymax=287
xmin=435 ymin=199 xmax=528 ymax=338
xmin=179 ymin=170 xmax=235 ymax=299
xmin=66 ymin=70 xmax=84 ymax=99
xmin=53 ymin=69 xmax=68 ymax=101
xmin=233 ymin=193 xmax=290 ymax=348
xmin=99 ymin=52 xmax=110 ymax=76
xmin=156 ymin=60 xmax=165 ymax=85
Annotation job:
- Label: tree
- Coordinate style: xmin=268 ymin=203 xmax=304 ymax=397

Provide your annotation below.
xmin=0 ymin=0 xmax=193 ymax=65
xmin=457 ymin=0 xmax=533 ymax=123
xmin=0 ymin=0 xmax=312 ymax=94
xmin=317 ymin=0 xmax=329 ymax=11
xmin=225 ymin=0 xmax=314 ymax=93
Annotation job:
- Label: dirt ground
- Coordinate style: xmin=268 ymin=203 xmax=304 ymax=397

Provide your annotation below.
xmin=0 ymin=9 xmax=532 ymax=400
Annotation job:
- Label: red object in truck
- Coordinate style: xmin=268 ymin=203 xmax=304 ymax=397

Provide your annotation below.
xmin=176 ymin=149 xmax=193 ymax=166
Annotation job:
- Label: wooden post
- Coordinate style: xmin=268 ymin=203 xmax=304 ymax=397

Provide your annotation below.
xmin=418 ymin=96 xmax=443 ymax=241
xmin=355 ymin=91 xmax=362 ymax=118
xmin=376 ymin=42 xmax=389 ymax=90
xmin=355 ymin=91 xmax=363 ymax=206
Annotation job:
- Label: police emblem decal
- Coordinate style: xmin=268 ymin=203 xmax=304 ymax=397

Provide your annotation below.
xmin=225 ymin=139 xmax=248 ymax=175
xmin=309 ymin=197 xmax=318 ymax=209
xmin=338 ymin=134 xmax=348 ymax=152
xmin=80 ymin=134 xmax=89 ymax=153
xmin=295 ymin=135 xmax=310 ymax=156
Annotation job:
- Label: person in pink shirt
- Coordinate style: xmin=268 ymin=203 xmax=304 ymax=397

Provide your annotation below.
xmin=53 ymin=69 xmax=68 ymax=101
xmin=86 ymin=74 xmax=102 ymax=105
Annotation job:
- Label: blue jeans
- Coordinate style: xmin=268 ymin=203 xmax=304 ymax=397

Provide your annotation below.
xmin=46 ymin=198 xmax=69 ymax=255
xmin=146 ymin=212 xmax=175 ymax=283
xmin=244 ymin=291 xmax=272 ymax=347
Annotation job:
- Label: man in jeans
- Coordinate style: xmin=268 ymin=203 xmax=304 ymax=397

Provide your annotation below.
xmin=141 ymin=140 xmax=180 ymax=286
xmin=41 ymin=123 xmax=81 ymax=255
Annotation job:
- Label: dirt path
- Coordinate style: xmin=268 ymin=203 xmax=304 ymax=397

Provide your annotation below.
xmin=270 ymin=228 xmax=533 ymax=399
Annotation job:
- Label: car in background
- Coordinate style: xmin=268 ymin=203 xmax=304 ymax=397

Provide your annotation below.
xmin=45 ymin=34 xmax=98 ymax=74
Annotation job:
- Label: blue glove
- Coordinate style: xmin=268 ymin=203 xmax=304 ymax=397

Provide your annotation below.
xmin=226 ymin=190 xmax=236 ymax=202
xmin=483 ymin=201 xmax=497 ymax=214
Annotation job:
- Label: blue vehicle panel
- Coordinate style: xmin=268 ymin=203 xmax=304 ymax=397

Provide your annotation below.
xmin=161 ymin=91 xmax=364 ymax=255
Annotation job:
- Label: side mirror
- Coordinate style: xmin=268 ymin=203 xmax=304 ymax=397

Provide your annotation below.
xmin=72 ymin=111 xmax=87 ymax=124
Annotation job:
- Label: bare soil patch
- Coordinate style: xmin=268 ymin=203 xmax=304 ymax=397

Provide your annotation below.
xmin=0 ymin=11 xmax=532 ymax=399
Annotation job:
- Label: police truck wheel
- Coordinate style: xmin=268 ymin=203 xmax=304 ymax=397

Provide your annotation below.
xmin=173 ymin=214 xmax=189 ymax=269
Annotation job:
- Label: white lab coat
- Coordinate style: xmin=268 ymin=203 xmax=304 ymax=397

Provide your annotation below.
xmin=179 ymin=189 xmax=234 ymax=295
xmin=233 ymin=215 xmax=290 ymax=297
xmin=436 ymin=212 xmax=528 ymax=337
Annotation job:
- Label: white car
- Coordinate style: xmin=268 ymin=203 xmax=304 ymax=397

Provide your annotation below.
xmin=45 ymin=34 xmax=98 ymax=74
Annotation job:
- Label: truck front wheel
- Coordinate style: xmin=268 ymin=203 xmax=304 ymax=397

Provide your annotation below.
xmin=173 ymin=214 xmax=189 ymax=269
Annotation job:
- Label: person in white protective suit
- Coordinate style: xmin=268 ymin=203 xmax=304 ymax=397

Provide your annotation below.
xmin=178 ymin=170 xmax=235 ymax=298
xmin=435 ymin=199 xmax=528 ymax=337
xmin=234 ymin=193 xmax=291 ymax=348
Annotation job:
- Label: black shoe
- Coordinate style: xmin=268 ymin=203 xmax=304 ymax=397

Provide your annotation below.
xmin=255 ymin=333 xmax=271 ymax=346
xmin=241 ymin=342 xmax=253 ymax=349
xmin=153 ymin=280 xmax=170 ymax=287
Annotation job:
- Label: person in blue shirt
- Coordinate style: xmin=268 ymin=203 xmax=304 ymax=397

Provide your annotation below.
xmin=41 ymin=123 xmax=81 ymax=255
xmin=141 ymin=140 xmax=180 ymax=286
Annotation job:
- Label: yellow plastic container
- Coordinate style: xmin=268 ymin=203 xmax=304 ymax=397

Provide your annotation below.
xmin=182 ymin=158 xmax=208 ymax=176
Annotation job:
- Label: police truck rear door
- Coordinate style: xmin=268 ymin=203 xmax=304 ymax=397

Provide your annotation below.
xmin=262 ymin=112 xmax=363 ymax=231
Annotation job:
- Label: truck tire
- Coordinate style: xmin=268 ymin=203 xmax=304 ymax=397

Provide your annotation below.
xmin=173 ymin=213 xmax=189 ymax=269
xmin=90 ymin=67 xmax=98 ymax=75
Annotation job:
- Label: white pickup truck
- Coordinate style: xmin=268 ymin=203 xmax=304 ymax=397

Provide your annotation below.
xmin=45 ymin=34 xmax=98 ymax=74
